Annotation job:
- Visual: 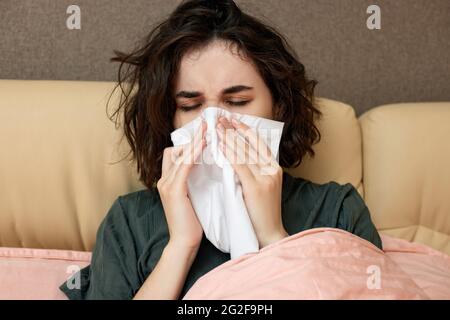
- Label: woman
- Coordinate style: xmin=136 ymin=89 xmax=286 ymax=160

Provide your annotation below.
xmin=60 ymin=0 xmax=382 ymax=300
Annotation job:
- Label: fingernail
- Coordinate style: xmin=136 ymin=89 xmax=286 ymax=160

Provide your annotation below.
xmin=231 ymin=117 xmax=239 ymax=126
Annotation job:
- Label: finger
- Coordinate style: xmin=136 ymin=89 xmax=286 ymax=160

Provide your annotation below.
xmin=217 ymin=123 xmax=256 ymax=183
xmin=229 ymin=116 xmax=274 ymax=164
xmin=172 ymin=120 xmax=207 ymax=183
xmin=178 ymin=140 xmax=206 ymax=184
xmin=173 ymin=118 xmax=206 ymax=165
xmin=220 ymin=116 xmax=271 ymax=166
xmin=162 ymin=145 xmax=184 ymax=176
xmin=164 ymin=120 xmax=206 ymax=183
xmin=161 ymin=148 xmax=171 ymax=176
xmin=227 ymin=129 xmax=279 ymax=178
xmin=187 ymin=118 xmax=207 ymax=165
xmin=225 ymin=126 xmax=260 ymax=176
xmin=220 ymin=116 xmax=272 ymax=170
xmin=234 ymin=130 xmax=260 ymax=167
xmin=218 ymin=117 xmax=243 ymax=163
xmin=218 ymin=122 xmax=258 ymax=167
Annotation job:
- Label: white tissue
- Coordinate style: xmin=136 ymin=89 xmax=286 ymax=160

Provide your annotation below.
xmin=170 ymin=106 xmax=284 ymax=259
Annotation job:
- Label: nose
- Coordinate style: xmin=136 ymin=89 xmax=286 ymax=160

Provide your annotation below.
xmin=202 ymin=101 xmax=231 ymax=112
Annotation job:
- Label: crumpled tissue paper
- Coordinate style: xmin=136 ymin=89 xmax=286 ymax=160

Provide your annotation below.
xmin=170 ymin=106 xmax=284 ymax=259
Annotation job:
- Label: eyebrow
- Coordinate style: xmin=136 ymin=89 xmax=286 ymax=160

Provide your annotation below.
xmin=174 ymin=85 xmax=254 ymax=99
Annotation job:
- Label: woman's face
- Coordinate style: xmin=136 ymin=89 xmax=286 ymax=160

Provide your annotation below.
xmin=173 ymin=40 xmax=274 ymax=129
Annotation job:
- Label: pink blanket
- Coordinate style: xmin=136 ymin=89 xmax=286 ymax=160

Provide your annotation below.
xmin=183 ymin=228 xmax=450 ymax=300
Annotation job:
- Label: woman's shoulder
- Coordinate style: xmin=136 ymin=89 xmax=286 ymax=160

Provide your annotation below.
xmin=117 ymin=187 xmax=161 ymax=210
xmin=282 ymin=171 xmax=382 ymax=249
xmin=282 ymin=171 xmax=358 ymax=204
xmin=94 ymin=188 xmax=168 ymax=255
xmin=100 ymin=188 xmax=165 ymax=233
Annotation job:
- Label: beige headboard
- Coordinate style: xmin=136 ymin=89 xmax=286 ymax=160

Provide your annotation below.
xmin=360 ymin=102 xmax=450 ymax=255
xmin=1 ymin=80 xmax=449 ymax=255
xmin=0 ymin=80 xmax=144 ymax=251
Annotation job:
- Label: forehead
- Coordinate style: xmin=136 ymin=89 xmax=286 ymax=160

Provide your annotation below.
xmin=174 ymin=41 xmax=260 ymax=92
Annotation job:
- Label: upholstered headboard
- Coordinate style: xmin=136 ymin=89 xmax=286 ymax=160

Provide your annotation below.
xmin=1 ymin=80 xmax=449 ymax=255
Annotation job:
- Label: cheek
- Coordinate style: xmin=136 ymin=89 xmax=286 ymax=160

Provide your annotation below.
xmin=173 ymin=109 xmax=202 ymax=129
xmin=242 ymin=89 xmax=274 ymax=119
xmin=173 ymin=110 xmax=183 ymax=129
xmin=241 ymin=99 xmax=274 ymax=120
xmin=258 ymin=102 xmax=274 ymax=120
xmin=257 ymin=91 xmax=275 ymax=119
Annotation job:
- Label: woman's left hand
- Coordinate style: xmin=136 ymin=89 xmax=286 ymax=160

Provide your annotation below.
xmin=216 ymin=116 xmax=288 ymax=248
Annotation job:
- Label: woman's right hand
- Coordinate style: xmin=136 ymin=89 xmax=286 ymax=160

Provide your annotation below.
xmin=135 ymin=123 xmax=207 ymax=300
xmin=157 ymin=119 xmax=207 ymax=249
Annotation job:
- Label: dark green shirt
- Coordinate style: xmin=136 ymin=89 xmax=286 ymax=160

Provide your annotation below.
xmin=59 ymin=171 xmax=382 ymax=299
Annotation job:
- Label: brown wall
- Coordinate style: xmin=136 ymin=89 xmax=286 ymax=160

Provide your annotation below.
xmin=1 ymin=0 xmax=449 ymax=115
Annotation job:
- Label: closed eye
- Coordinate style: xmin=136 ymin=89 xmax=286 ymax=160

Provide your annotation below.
xmin=226 ymin=100 xmax=250 ymax=106
xmin=178 ymin=100 xmax=250 ymax=112
xmin=178 ymin=103 xmax=202 ymax=112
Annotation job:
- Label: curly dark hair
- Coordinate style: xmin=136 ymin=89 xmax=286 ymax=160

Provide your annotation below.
xmin=108 ymin=0 xmax=321 ymax=190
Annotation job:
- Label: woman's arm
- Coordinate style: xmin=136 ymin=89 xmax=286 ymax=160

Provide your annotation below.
xmin=217 ymin=116 xmax=288 ymax=248
xmin=133 ymin=120 xmax=207 ymax=299
xmin=133 ymin=241 xmax=199 ymax=300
